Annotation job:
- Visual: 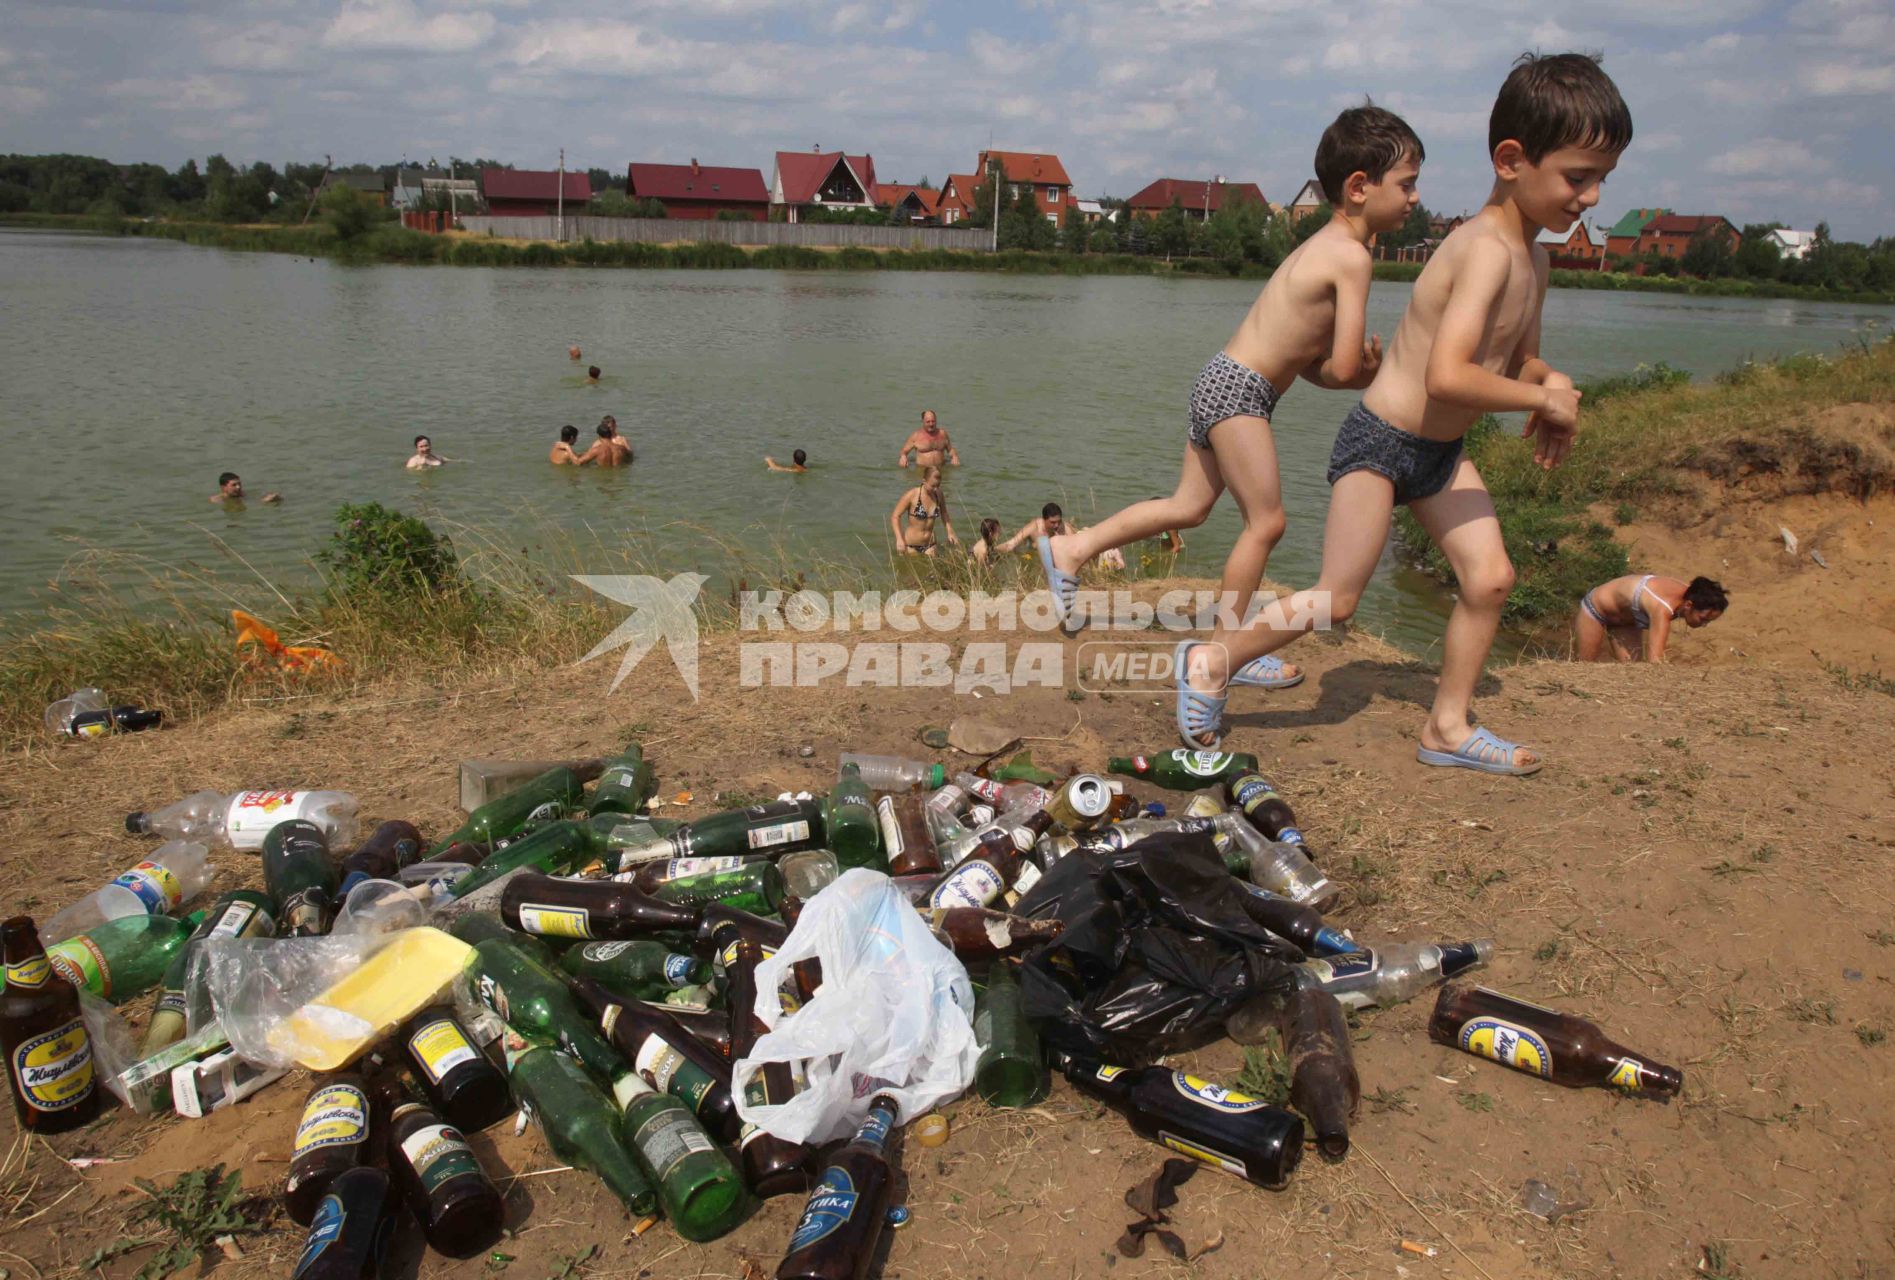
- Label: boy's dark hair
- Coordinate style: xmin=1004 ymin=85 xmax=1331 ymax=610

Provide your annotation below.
xmin=218 ymin=472 xmax=239 ymax=486
xmin=792 ymin=449 xmax=808 ymax=466
xmin=1490 ymin=52 xmax=1632 ymax=162
xmin=1042 ymin=502 xmax=1063 ymax=520
xmin=1683 ymin=576 xmax=1727 ymax=613
xmin=559 ymin=425 xmax=578 ymax=444
xmin=414 ymin=435 xmax=428 ymax=447
xmin=588 ymin=365 xmax=601 ymax=378
xmin=597 ymin=422 xmax=614 ymax=438
xmin=1315 ymin=101 xmax=1424 ymax=205
xmin=979 ymin=517 xmax=1000 ymax=543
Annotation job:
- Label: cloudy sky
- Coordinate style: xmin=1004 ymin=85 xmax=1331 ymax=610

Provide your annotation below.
xmin=3 ymin=0 xmax=1890 ymax=239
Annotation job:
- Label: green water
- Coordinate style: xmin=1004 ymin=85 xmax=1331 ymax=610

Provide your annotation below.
xmin=1 ymin=228 xmax=1888 ymax=651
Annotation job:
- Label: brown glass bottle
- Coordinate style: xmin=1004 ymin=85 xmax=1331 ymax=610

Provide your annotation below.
xmin=285 ymin=1072 xmax=373 ymax=1225
xmin=1429 ymin=984 xmax=1684 ymax=1096
xmin=1 ymin=916 xmax=100 ymax=1133
xmin=571 ymin=977 xmax=742 ymax=1143
xmin=876 ymin=794 xmax=940 ymax=877
xmin=774 ymin=1093 xmax=901 ymax=1280
xmin=698 ymin=907 xmax=823 ymax=1007
xmin=723 ymin=934 xmax=814 ymax=1198
xmin=664 ymin=1004 xmax=735 ymax=1060
xmin=926 ymin=812 xmax=1052 ymax=909
xmin=400 ymin=1006 xmax=512 ymax=1134
xmin=382 ymin=1088 xmax=506 ymax=1258
xmin=499 ymin=871 xmax=701 ymax=941
xmin=289 ymin=1165 xmax=394 ymax=1280
xmin=1275 ymin=988 xmax=1358 ymax=1160
xmin=338 ymin=820 xmax=426 ymax=897
xmin=921 ymin=907 xmax=1064 ymax=963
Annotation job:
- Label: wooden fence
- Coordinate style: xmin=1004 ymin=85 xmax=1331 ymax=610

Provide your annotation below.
xmin=454 ymin=216 xmax=995 ymax=252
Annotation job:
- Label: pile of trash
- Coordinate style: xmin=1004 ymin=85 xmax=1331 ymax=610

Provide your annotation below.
xmin=2 ymin=742 xmax=1684 ymax=1278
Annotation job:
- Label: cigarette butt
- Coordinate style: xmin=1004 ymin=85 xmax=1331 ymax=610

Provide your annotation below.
xmin=631 ymin=1216 xmax=659 ymax=1237
xmin=215 ymin=1237 xmax=245 ymax=1261
xmin=1400 ymin=1240 xmax=1438 ymax=1257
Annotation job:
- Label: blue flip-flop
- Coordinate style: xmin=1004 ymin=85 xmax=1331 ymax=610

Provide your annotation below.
xmin=1229 ymin=654 xmax=1305 ymax=690
xmin=1173 ymin=640 xmax=1228 ymax=749
xmin=1416 ymin=727 xmax=1542 ymax=776
xmin=1035 ymin=536 xmax=1085 ymax=632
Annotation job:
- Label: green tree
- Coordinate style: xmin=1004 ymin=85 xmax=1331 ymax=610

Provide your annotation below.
xmin=1291 ymin=202 xmax=1332 ymax=245
xmin=1680 ymin=226 xmax=1734 ymax=278
xmin=1382 ymin=203 xmax=1432 ymax=249
xmin=1155 ymin=199 xmax=1190 ymax=259
xmin=1061 ymin=203 xmax=1086 ymax=254
xmin=321 ymin=183 xmax=375 ymax=241
xmin=1733 ymin=224 xmax=1783 ymax=280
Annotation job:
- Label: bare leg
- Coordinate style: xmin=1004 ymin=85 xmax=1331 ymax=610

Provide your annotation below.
xmin=1573 ymin=603 xmax=1607 ymax=661
xmin=1609 ymin=627 xmax=1639 ymax=662
xmin=1408 ymin=458 xmax=1535 ymax=768
xmin=1048 ymin=442 xmax=1221 ymax=574
xmin=1205 ymin=414 xmax=1289 ymax=637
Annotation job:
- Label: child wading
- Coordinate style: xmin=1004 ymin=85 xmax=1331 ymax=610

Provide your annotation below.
xmin=1177 ymin=52 xmax=1635 ymax=775
xmin=1038 ymin=105 xmax=1424 ymax=692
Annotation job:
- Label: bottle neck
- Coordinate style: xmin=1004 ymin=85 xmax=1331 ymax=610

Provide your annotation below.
xmin=851 ymin=1096 xmax=898 ymax=1152
xmin=3 ymin=917 xmax=46 ymax=965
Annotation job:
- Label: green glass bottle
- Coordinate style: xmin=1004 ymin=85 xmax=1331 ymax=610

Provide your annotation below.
xmin=503 ymin=1035 xmax=655 ymax=1217
xmin=560 ymin=941 xmax=713 ymax=1002
xmin=448 ymin=820 xmax=595 ymax=899
xmin=1106 ymin=749 xmax=1262 ymax=790
xmin=429 ymin=767 xmax=589 ymax=857
xmin=613 ymin=1072 xmax=750 ymax=1242
xmin=262 ymin=820 xmax=340 ymax=938
xmin=613 ymin=799 xmax=825 ymax=864
xmin=465 ymin=937 xmax=628 ymax=1086
xmin=648 ymin=862 xmax=784 ymax=916
xmin=587 ymin=745 xmax=656 ymax=819
xmin=822 ymin=764 xmax=883 ymax=872
xmin=140 ymin=889 xmax=275 ymax=1056
xmin=588 ymin=814 xmax=684 ymax=868
xmin=972 ymin=960 xmax=1048 ymax=1108
xmin=45 ymin=910 xmax=204 ymax=1004
xmin=446 ymin=913 xmax=557 ymax=967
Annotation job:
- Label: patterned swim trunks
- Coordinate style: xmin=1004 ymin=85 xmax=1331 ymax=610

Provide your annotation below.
xmin=1187 ymin=351 xmax=1281 ymax=450
xmin=1325 ymin=402 xmax=1463 ymax=505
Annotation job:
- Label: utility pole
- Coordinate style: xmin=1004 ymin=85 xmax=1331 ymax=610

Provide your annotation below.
xmin=557 ymin=146 xmax=565 ymax=243
xmin=990 ymin=155 xmax=1000 ymax=253
xmin=300 ymin=154 xmax=333 ymax=225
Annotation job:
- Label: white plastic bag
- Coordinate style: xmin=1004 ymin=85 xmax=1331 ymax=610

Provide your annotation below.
xmin=200 ymin=934 xmax=390 ymax=1070
xmin=735 ymin=869 xmax=978 ymax=1145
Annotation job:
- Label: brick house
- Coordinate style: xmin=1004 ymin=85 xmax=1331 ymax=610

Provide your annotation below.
xmin=627 ymin=161 xmax=769 ymax=220
xmin=316 ymin=171 xmax=388 ymax=207
xmin=1126 ymin=177 xmax=1266 ymax=221
xmin=1537 ymin=220 xmax=1602 ymax=267
xmin=976 ymin=150 xmax=1073 ymax=223
xmin=936 ymin=173 xmax=979 ymax=225
xmin=875 ymin=184 xmax=940 ymax=223
xmin=481 ymin=169 xmax=591 ymax=217
xmin=1287 ymin=179 xmax=1326 ymax=223
xmin=1637 ymin=214 xmax=1739 ymax=259
xmin=769 ymin=148 xmax=878 ymax=222
xmin=1603 ymin=207 xmax=1670 ymax=257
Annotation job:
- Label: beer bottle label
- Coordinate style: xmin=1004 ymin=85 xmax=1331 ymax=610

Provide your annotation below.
xmin=578 ymin=941 xmax=634 ymax=962
xmin=1305 ymin=949 xmax=1377 ymax=983
xmin=1457 ymin=1017 xmax=1554 ymax=1078
xmin=6 ymin=955 xmax=51 ymax=988
xmin=635 ymin=1036 xmax=716 ymax=1114
xmin=282 ymin=890 xmax=330 ymax=937
xmin=111 ymin=861 xmax=184 ymax=914
xmin=746 ymin=820 xmax=810 ymax=850
xmin=476 ymin=976 xmax=511 ymax=1025
xmin=524 ymin=799 xmax=566 ymax=825
xmin=1157 ymin=1130 xmax=1250 ymax=1180
xmin=1172 ymin=1072 xmax=1269 ymax=1113
xmin=291 ymin=1193 xmax=345 ymax=1280
xmin=603 ymin=766 xmax=641 ymax=791
xmin=400 ymin=1123 xmax=483 ymax=1196
xmin=662 ymin=954 xmax=697 ymax=987
xmin=785 ymin=1167 xmax=860 ymax=1253
xmin=156 ymin=987 xmax=188 ymax=1019
xmin=1230 ymin=776 xmax=1278 ymax=808
xmin=45 ymin=937 xmax=111 ymax=998
xmin=9 ymin=1018 xmax=93 ymax=1111
xmin=516 ymin=904 xmax=592 ymax=939
xmin=210 ymin=900 xmax=267 ymax=939
xmin=928 ymin=860 xmax=1004 ymax=909
xmin=1607 ymin=1059 xmax=1645 ymax=1091
xmin=666 ymin=857 xmax=742 ymax=879
xmin=876 ymin=798 xmax=905 ymax=858
xmin=294 ymin=1084 xmax=369 ymax=1155
xmin=1276 ymin=826 xmax=1307 ymax=846
xmin=1174 ymin=750 xmax=1233 ymax=777
xmin=629 ymin=1107 xmax=715 ymax=1182
xmin=409 ymin=1020 xmax=479 ymax=1084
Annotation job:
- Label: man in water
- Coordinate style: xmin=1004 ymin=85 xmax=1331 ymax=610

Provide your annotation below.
xmin=587 ymin=365 xmax=602 ymax=384
xmin=407 ymin=435 xmax=446 ymax=468
xmin=766 ymin=449 xmax=809 ymax=472
xmin=550 ymin=425 xmax=586 ymax=465
xmin=210 ymin=472 xmax=280 ymax=504
xmin=569 ymin=344 xmax=583 ymax=361
xmin=897 ymin=410 xmax=960 ymax=470
xmin=579 ymin=418 xmax=632 ymax=467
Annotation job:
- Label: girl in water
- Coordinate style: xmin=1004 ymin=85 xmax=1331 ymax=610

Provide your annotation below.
xmin=890 ymin=466 xmax=957 ymax=555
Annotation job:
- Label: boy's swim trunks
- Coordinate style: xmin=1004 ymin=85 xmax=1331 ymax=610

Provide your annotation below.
xmin=1325 ymin=401 xmax=1463 ymax=504
xmin=1188 ymin=351 xmax=1281 ymax=450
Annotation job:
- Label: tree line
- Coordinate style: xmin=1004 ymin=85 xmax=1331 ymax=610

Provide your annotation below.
xmin=1610 ymin=223 xmax=1895 ymax=294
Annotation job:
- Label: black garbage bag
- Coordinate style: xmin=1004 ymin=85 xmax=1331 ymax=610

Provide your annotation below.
xmin=1015 ymin=830 xmax=1302 ymax=1063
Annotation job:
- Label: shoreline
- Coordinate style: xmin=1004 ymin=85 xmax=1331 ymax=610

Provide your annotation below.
xmin=7 ymin=212 xmax=1894 ymax=304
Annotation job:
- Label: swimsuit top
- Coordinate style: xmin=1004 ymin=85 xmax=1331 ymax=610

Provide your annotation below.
xmin=910 ymin=490 xmax=939 ymax=521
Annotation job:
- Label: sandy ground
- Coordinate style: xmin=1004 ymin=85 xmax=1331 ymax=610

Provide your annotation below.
xmin=3 ymin=481 xmax=1893 ymax=1280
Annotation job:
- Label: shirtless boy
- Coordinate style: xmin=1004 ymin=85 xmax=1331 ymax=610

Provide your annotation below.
xmin=1176 ymin=53 xmax=1632 ymax=775
xmin=897 ymin=411 xmax=960 ymax=470
xmin=1039 ymin=105 xmax=1420 ymax=673
xmin=406 ymin=435 xmax=446 ymax=469
xmin=579 ymin=418 xmax=632 ymax=467
xmin=550 ymin=425 xmax=585 ymax=465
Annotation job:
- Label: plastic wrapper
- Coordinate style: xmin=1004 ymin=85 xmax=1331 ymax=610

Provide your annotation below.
xmin=1015 ymin=831 xmax=1301 ymax=1063
xmin=736 ymin=868 xmax=979 ymax=1145
xmin=332 ymin=879 xmax=434 ymax=936
xmin=200 ymin=933 xmax=400 ymax=1070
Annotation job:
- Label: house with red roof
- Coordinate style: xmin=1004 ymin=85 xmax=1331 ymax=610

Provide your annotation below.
xmin=875 ymin=183 xmax=940 ymax=223
xmin=769 ymin=148 xmax=878 ymax=222
xmin=976 ymin=150 xmax=1073 ymax=223
xmin=480 ymin=169 xmax=591 ymax=217
xmin=1637 ymin=214 xmax=1738 ymax=259
xmin=627 ymin=160 xmax=769 ymax=220
xmin=1537 ymin=219 xmax=1603 ymax=266
xmin=936 ymin=173 xmax=979 ymax=225
xmin=1126 ymin=177 xmax=1266 ymax=221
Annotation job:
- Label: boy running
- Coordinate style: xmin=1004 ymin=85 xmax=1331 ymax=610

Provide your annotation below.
xmin=1039 ymin=105 xmax=1423 ymax=688
xmin=1175 ymin=53 xmax=1631 ymax=772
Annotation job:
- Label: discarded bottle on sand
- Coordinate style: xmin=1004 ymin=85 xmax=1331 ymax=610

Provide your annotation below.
xmin=823 ymin=765 xmax=883 ymax=872
xmin=263 ymin=820 xmax=341 ymax=939
xmin=587 ymin=744 xmax=658 ymax=818
xmin=45 ymin=910 xmax=203 ymax=1003
xmin=839 ymin=752 xmax=946 ymax=792
xmin=460 ymin=758 xmax=605 ymax=813
xmin=774 ymin=1093 xmax=903 ymax=1280
xmin=290 ymin=1166 xmax=394 ymax=1280
xmin=286 ymin=1073 xmax=373 ymax=1226
xmin=383 ymin=1089 xmax=506 ymax=1257
xmin=43 ymin=687 xmax=106 ymax=736
xmin=921 ymin=907 xmax=1064 ymax=963
xmin=66 ymin=705 xmax=164 ymax=738
xmin=921 ymin=785 xmax=970 ymax=845
xmin=561 ymin=940 xmax=713 ymax=1002
xmin=1053 ymin=1052 xmax=1303 ymax=1190
xmin=400 ymin=1007 xmax=512 ymax=1134
xmin=575 ymin=978 xmax=742 ymax=1143
xmin=777 ymin=848 xmax=841 ymax=902
xmin=1429 ymin=984 xmax=1684 ymax=1096
xmin=500 ymin=872 xmax=701 ymax=941
xmin=465 ymin=936 xmax=631 ymax=1086
xmin=643 ymin=861 xmax=785 ymax=916
xmin=429 ymin=766 xmax=590 ymax=857
xmin=446 ymin=912 xmax=557 ymax=966
xmin=972 ymin=960 xmax=1047 ymax=1108
xmin=1107 ymin=750 xmax=1261 ymax=790
xmin=449 ymin=820 xmax=596 ymax=899
xmin=723 ymin=936 xmax=815 ymax=1198
xmin=2 ymin=915 xmax=101 ymax=1133
xmin=616 ymin=798 xmax=827 ymax=866
xmin=504 ymin=1033 xmax=656 ymax=1217
xmin=953 ymin=773 xmax=1053 ymax=812
xmin=876 ymin=793 xmax=941 ymax=878
xmin=928 ymin=812 xmax=1054 ymax=909
xmin=1231 ymin=882 xmax=1356 ymax=958
xmin=614 ymin=1072 xmax=750 ymax=1242
xmin=337 ymin=820 xmax=425 ymax=897
xmin=1228 ymin=988 xmax=1358 ymax=1160
xmin=1225 ymin=773 xmax=1311 ymax=849
xmin=1296 ymin=939 xmax=1493 ymax=1011
xmin=42 ymin=840 xmax=212 ymax=944
xmin=1218 ymin=814 xmax=1336 ymax=909
xmin=126 ymin=789 xmax=359 ymax=852
xmin=140 ymin=889 xmax=275 ymax=1056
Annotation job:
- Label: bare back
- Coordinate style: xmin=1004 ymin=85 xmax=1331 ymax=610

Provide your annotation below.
xmin=1224 ymin=224 xmax=1372 ymax=391
xmin=1364 ymin=213 xmax=1547 ymax=440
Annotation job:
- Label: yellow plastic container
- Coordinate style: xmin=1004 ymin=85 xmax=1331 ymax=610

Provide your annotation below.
xmin=269 ymin=927 xmax=473 ymax=1071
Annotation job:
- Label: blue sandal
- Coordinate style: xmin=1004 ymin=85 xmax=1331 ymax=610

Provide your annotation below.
xmin=1035 ymin=536 xmax=1085 ymax=632
xmin=1229 ymin=654 xmax=1305 ymax=690
xmin=1173 ymin=640 xmax=1228 ymax=749
xmin=1416 ymin=727 xmax=1542 ymax=776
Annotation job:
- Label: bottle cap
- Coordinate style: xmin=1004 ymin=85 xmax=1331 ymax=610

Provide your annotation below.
xmin=912 ymin=1113 xmax=949 ymax=1147
xmin=886 ymin=1205 xmax=913 ymax=1229
xmin=126 ymin=811 xmax=149 ymax=834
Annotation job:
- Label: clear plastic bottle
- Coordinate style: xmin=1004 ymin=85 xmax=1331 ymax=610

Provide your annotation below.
xmin=839 ymin=753 xmax=946 ymax=792
xmin=937 ymin=801 xmax=1039 ymax=870
xmin=44 ymin=688 xmax=107 ymax=735
xmin=778 ymin=848 xmax=839 ymax=901
xmin=921 ymin=785 xmax=970 ymax=844
xmin=126 ymin=790 xmax=359 ymax=852
xmin=1294 ymin=938 xmax=1494 ymax=1010
xmin=1218 ymin=814 xmax=1337 ymax=910
xmin=953 ymin=773 xmax=1055 ymax=812
xmin=42 ymin=841 xmax=212 ymax=943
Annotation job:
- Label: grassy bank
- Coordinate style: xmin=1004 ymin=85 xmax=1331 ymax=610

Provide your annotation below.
xmin=1394 ymin=337 xmax=1895 ymax=623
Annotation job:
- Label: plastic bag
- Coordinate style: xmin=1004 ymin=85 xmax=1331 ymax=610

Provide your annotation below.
xmin=332 ymin=879 xmax=433 ymax=936
xmin=1017 ymin=831 xmax=1301 ymax=1063
xmin=736 ymin=869 xmax=979 ymax=1145
xmin=200 ymin=933 xmax=392 ymax=1069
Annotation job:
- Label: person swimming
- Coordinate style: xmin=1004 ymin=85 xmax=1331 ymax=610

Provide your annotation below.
xmin=970 ymin=517 xmax=1003 ymax=565
xmin=578 ymin=418 xmax=632 ymax=467
xmin=1575 ymin=574 xmax=1727 ymax=663
xmin=210 ymin=472 xmax=280 ymax=504
xmin=890 ymin=465 xmax=956 ymax=555
xmin=766 ymin=449 xmax=809 ymax=473
xmin=569 ymin=345 xmax=582 ymax=361
xmin=406 ymin=435 xmax=446 ymax=469
xmin=587 ymin=365 xmax=602 ymax=384
xmin=550 ymin=425 xmax=585 ymax=465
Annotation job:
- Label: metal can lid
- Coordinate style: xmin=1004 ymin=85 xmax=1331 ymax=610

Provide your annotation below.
xmin=886 ymin=1205 xmax=913 ymax=1229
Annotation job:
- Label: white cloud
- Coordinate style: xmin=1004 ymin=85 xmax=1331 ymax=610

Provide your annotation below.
xmin=0 ymin=84 xmax=47 ymax=114
xmin=969 ymin=29 xmax=1036 ymax=76
xmin=200 ymin=21 xmax=315 ymax=71
xmin=1799 ymin=59 xmax=1895 ymax=96
xmin=106 ymin=76 xmax=246 ymax=113
xmin=322 ymin=0 xmax=496 ymax=53
xmin=1706 ymin=138 xmax=1830 ymax=178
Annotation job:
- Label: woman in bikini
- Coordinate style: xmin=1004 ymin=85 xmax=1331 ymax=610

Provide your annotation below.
xmin=1574 ymin=574 xmax=1727 ymax=663
xmin=890 ymin=466 xmax=957 ymax=556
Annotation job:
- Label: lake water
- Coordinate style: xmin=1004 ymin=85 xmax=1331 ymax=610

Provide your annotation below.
xmin=2 ymin=228 xmax=1889 ymax=651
